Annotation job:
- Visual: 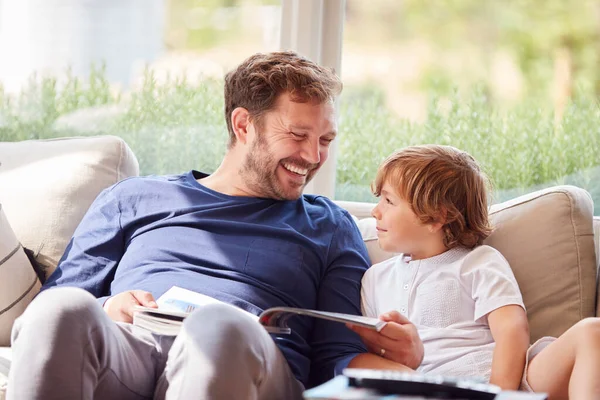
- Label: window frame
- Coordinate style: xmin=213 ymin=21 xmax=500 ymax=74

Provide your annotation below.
xmin=279 ymin=0 xmax=346 ymax=199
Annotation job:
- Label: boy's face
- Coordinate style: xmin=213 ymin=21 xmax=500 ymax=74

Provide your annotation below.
xmin=371 ymin=181 xmax=444 ymax=260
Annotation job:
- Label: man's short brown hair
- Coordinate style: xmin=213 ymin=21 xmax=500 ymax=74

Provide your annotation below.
xmin=224 ymin=51 xmax=342 ymax=148
xmin=372 ymin=145 xmax=493 ymax=249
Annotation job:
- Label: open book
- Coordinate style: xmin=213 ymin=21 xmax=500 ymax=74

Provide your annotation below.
xmin=132 ymin=286 xmax=387 ymax=336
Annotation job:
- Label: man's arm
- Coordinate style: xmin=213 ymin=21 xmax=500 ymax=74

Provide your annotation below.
xmin=43 ymin=187 xmax=126 ymax=305
xmin=488 ymin=305 xmax=529 ymax=390
xmin=308 ymin=211 xmax=371 ymax=386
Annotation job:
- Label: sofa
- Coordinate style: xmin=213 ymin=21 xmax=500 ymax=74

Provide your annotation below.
xmin=0 ymin=135 xmax=599 ymax=398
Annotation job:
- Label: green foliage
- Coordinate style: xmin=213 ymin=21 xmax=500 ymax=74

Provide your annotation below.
xmin=336 ymin=85 xmax=600 ymax=209
xmin=1 ymin=71 xmax=599 ymax=213
xmin=167 ymin=0 xmax=279 ymax=50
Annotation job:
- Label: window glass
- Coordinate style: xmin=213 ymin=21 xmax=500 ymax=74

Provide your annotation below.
xmin=0 ymin=0 xmax=280 ymax=175
xmin=337 ymin=0 xmax=600 ymax=215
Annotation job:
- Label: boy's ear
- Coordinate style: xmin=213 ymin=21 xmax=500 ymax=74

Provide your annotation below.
xmin=428 ymin=221 xmax=444 ymax=233
xmin=428 ymin=207 xmax=448 ymax=233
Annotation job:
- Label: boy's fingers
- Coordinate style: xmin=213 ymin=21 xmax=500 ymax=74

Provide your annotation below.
xmin=380 ymin=310 xmax=411 ymax=324
xmin=349 ymin=324 xmax=397 ymax=350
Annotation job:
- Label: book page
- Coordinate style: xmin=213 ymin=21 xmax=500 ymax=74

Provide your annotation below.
xmin=157 ymin=286 xmax=224 ymax=312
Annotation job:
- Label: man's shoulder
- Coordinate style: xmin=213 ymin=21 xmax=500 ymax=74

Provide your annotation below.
xmin=108 ymin=172 xmax=190 ymax=195
xmin=301 ymin=194 xmax=352 ymax=221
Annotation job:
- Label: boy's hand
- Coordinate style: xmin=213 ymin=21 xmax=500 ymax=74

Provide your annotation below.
xmin=348 ymin=311 xmax=424 ymax=369
xmin=103 ymin=290 xmax=158 ymax=323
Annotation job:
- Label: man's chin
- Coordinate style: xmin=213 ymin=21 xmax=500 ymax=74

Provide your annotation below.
xmin=279 ymin=186 xmax=304 ymax=201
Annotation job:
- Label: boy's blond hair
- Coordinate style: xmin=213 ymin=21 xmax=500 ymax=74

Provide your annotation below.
xmin=372 ymin=144 xmax=492 ymax=249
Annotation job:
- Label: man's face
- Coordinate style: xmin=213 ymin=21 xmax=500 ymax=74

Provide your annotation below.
xmin=240 ymin=93 xmax=337 ymax=200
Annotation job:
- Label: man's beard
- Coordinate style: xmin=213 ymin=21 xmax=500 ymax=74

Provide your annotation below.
xmin=241 ymin=134 xmax=317 ymax=201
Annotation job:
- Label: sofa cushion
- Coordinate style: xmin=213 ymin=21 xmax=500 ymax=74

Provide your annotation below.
xmin=354 ymin=185 xmax=596 ymax=343
xmin=0 ymin=205 xmax=41 ymax=347
xmin=0 ymin=136 xmax=139 ymax=280
xmin=486 ymin=185 xmax=596 ymax=342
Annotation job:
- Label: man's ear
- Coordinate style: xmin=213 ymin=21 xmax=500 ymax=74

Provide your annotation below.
xmin=231 ymin=107 xmax=251 ymax=144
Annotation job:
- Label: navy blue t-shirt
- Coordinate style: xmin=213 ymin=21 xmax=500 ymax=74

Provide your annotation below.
xmin=44 ymin=170 xmax=371 ymax=387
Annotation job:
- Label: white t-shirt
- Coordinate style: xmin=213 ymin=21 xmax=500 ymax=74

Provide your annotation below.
xmin=361 ymin=245 xmax=525 ymax=380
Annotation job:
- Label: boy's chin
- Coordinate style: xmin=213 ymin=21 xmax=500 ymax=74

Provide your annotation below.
xmin=377 ymin=240 xmax=400 ymax=254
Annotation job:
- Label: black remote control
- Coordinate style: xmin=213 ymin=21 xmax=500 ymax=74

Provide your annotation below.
xmin=344 ymin=369 xmax=501 ymax=399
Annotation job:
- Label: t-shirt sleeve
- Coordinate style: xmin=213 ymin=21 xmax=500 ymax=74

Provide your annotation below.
xmin=308 ymin=210 xmax=370 ymax=387
xmin=465 ymin=246 xmax=526 ymax=322
xmin=42 ymin=186 xmax=126 ymax=301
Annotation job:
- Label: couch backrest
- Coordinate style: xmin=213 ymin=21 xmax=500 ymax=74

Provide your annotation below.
xmin=0 ymin=136 xmax=139 ymax=279
xmin=340 ymin=185 xmax=598 ymax=342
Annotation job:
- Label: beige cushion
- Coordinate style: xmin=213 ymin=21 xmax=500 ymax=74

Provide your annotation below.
xmin=0 ymin=136 xmax=139 ymax=279
xmin=354 ymin=185 xmax=596 ymax=343
xmin=486 ymin=185 xmax=596 ymax=342
xmin=0 ymin=205 xmax=41 ymax=347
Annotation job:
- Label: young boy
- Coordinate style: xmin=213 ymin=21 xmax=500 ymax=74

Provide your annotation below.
xmin=358 ymin=144 xmax=600 ymax=399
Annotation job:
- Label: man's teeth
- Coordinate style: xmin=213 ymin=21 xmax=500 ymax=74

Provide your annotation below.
xmin=283 ymin=163 xmax=308 ymax=176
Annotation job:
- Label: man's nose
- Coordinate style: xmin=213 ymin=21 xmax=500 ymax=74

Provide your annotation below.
xmin=302 ymin=139 xmax=321 ymax=165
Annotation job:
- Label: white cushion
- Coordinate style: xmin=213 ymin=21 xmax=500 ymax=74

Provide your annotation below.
xmin=0 ymin=205 xmax=41 ymax=347
xmin=0 ymin=136 xmax=139 ymax=279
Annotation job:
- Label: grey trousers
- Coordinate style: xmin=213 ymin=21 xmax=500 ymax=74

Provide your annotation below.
xmin=7 ymin=287 xmax=304 ymax=400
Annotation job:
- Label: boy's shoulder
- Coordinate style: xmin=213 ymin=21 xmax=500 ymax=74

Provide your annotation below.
xmin=365 ymin=254 xmax=404 ymax=277
xmin=463 ymin=245 xmax=508 ymax=263
xmin=460 ymin=245 xmax=513 ymax=275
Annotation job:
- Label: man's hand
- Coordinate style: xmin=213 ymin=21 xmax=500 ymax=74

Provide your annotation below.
xmin=103 ymin=290 xmax=158 ymax=323
xmin=348 ymin=311 xmax=424 ymax=369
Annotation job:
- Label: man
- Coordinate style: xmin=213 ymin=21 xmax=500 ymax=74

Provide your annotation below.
xmin=8 ymin=51 xmax=423 ymax=400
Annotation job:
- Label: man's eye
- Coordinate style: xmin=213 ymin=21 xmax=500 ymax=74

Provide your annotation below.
xmin=290 ymin=132 xmax=304 ymax=139
xmin=320 ymin=138 xmax=334 ymax=146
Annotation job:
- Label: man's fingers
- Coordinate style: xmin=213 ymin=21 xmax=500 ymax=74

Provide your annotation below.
xmin=131 ymin=290 xmax=158 ymax=308
xmin=380 ymin=310 xmax=411 ymax=324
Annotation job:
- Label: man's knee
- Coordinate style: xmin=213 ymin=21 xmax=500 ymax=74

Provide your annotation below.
xmin=13 ymin=287 xmax=104 ymax=343
xmin=180 ymin=303 xmax=267 ymax=357
xmin=184 ymin=303 xmax=262 ymax=341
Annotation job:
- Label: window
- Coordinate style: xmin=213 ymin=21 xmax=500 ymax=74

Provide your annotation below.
xmin=2 ymin=0 xmax=598 ymax=215
xmin=0 ymin=0 xmax=280 ymax=175
xmin=336 ymin=0 xmax=600 ymax=215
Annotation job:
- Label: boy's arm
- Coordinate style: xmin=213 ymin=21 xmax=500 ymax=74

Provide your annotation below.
xmin=356 ymin=265 xmax=423 ymax=370
xmin=347 ymin=310 xmax=423 ymax=370
xmin=487 ymin=304 xmax=530 ymax=390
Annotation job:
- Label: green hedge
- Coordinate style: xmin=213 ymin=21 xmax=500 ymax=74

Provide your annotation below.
xmin=1 ymin=71 xmax=599 ymax=213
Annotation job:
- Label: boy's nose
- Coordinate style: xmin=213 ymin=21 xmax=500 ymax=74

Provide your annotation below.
xmin=371 ymin=204 xmax=381 ymax=219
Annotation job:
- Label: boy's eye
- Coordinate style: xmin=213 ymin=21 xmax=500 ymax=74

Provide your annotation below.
xmin=385 ymin=197 xmax=393 ymax=205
